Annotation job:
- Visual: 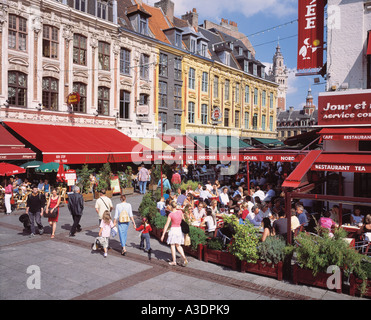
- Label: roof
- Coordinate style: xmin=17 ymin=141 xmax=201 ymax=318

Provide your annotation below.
xmin=141 ymin=3 xmax=171 ymax=44
xmin=277 ymin=109 xmax=318 ymax=123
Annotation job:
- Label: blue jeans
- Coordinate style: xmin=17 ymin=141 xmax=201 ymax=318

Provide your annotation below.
xmin=139 ymin=181 xmax=147 ymax=194
xmin=118 ymin=222 xmax=129 ymax=247
xmin=140 ymin=233 xmax=151 ymax=251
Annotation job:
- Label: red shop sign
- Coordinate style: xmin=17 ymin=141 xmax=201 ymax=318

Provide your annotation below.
xmin=297 ymin=0 xmax=325 ymax=71
xmin=67 ymin=92 xmax=81 ymax=105
xmin=318 ymin=91 xmax=371 ymax=126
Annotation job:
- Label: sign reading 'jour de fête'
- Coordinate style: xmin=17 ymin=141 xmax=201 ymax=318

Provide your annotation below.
xmin=318 ymin=91 xmax=371 ymax=126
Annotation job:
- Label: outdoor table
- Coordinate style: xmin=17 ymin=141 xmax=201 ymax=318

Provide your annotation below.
xmin=341 ymin=225 xmax=360 ymax=238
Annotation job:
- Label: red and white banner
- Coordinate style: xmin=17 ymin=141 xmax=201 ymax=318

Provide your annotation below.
xmin=297 ymin=0 xmax=325 ymax=71
xmin=318 ymin=91 xmax=371 ymax=126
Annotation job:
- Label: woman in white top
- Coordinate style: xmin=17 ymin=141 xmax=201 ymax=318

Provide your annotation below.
xmin=113 ymin=195 xmax=136 ymax=256
xmin=201 ymin=208 xmax=216 ymax=237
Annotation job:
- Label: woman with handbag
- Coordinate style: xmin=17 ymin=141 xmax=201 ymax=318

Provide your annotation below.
xmin=2 ymin=178 xmax=14 ymax=215
xmin=161 ymin=201 xmax=188 ymax=267
xmin=113 ymin=195 xmax=136 ymax=256
xmin=45 ymin=188 xmax=61 ymax=239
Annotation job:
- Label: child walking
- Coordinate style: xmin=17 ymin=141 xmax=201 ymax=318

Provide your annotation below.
xmin=136 ymin=217 xmax=152 ymax=257
xmin=92 ymin=210 xmax=114 ymax=258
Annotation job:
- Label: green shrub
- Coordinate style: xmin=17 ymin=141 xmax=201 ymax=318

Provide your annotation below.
xmin=207 ymin=237 xmax=224 ymax=251
xmin=180 ymin=180 xmax=200 ymax=191
xmin=189 ymin=225 xmax=208 ymax=251
xmin=258 ymin=236 xmax=288 ymax=265
xmin=153 ymin=213 xmax=168 ymax=229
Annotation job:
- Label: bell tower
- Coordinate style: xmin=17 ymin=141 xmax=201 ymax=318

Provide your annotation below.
xmin=271 ymin=43 xmax=288 ymax=111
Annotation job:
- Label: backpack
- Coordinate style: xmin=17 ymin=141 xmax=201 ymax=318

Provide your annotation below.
xmin=119 ymin=209 xmax=130 ymax=223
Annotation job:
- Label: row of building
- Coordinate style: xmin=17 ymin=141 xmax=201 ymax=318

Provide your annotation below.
xmin=0 ymin=0 xmax=291 ymax=146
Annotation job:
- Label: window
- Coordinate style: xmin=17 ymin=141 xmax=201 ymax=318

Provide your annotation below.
xmin=235 ymin=83 xmax=240 ymax=103
xmin=188 ymin=102 xmax=195 ymax=123
xmin=175 ymin=32 xmax=182 ymax=48
xmin=159 ymin=53 xmax=168 ymax=77
xmin=120 ymin=48 xmax=131 ymax=75
xmin=140 ymin=54 xmax=149 ymax=80
xmin=202 ymin=72 xmax=208 ymax=92
xmin=75 ymin=0 xmax=86 ymax=12
xmin=8 ymin=71 xmax=27 ymax=107
xmin=139 ymin=16 xmax=148 ymax=35
xmin=97 ymin=87 xmax=109 ymax=116
xmin=270 ymin=92 xmax=274 ymax=109
xmin=244 ymin=61 xmax=248 ymax=73
xmin=8 ymin=15 xmax=27 ymax=51
xmin=262 ymin=90 xmax=266 ymax=107
xmin=224 ymin=80 xmax=230 ymax=101
xmin=119 ymin=90 xmax=130 ymax=119
xmin=201 ymin=104 xmax=208 ymax=125
xmin=98 ymin=41 xmax=110 ymax=71
xmin=239 ymin=47 xmax=243 ymax=56
xmin=235 ymin=110 xmax=240 ymax=128
xmin=174 ymin=57 xmax=182 ymax=80
xmin=158 ymin=112 xmax=167 ymax=133
xmin=73 ymin=34 xmax=87 ymax=65
xmin=254 ymin=88 xmax=258 ymax=105
xmin=189 ymin=68 xmax=195 ymax=90
xmin=42 ymin=25 xmax=58 ymax=59
xmin=42 ymin=77 xmax=58 ymax=111
xmin=213 ymin=76 xmax=219 ymax=99
xmin=253 ymin=64 xmax=257 ymax=76
xmin=190 ymin=38 xmax=196 ymax=53
xmin=174 ymin=85 xmax=182 ymax=109
xmin=139 ymin=93 xmax=149 ymax=105
xmin=244 ymin=112 xmax=249 ymax=129
xmin=245 ymin=85 xmax=250 ymax=104
xmin=269 ymin=116 xmax=274 ymax=131
xmin=253 ymin=113 xmax=258 ymax=130
xmin=174 ymin=114 xmax=182 ymax=131
xmin=224 ymin=52 xmax=231 ymax=66
xmin=224 ymin=108 xmax=229 ymax=127
xmin=200 ymin=43 xmax=208 ymax=57
xmin=262 ymin=115 xmax=266 ymax=131
xmin=97 ymin=1 xmax=107 ymax=19
xmin=72 ymin=82 xmax=87 ymax=113
xmin=159 ymin=81 xmax=167 ymax=109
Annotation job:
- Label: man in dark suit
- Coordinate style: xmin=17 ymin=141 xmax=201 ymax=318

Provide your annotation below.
xmin=68 ymin=186 xmax=84 ymax=236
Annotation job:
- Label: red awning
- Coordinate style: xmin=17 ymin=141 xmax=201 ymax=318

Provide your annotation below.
xmin=319 ymin=127 xmax=371 ymax=141
xmin=0 ymin=125 xmax=25 ymax=147
xmin=0 ymin=125 xmax=36 ymax=160
xmin=159 ymin=135 xmax=196 ymax=150
xmin=312 ymin=153 xmax=371 ymax=173
xmin=5 ymin=122 xmax=150 ymax=164
xmin=282 ymin=150 xmax=322 ymax=188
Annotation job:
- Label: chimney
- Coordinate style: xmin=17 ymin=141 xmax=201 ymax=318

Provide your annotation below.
xmin=289 ymin=106 xmax=294 ymax=113
xmin=154 ymin=0 xmax=175 ymax=23
xmin=181 ymin=8 xmax=199 ymax=28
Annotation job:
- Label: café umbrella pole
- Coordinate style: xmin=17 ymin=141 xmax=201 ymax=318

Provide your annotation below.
xmin=160 ymin=163 xmax=163 ymax=197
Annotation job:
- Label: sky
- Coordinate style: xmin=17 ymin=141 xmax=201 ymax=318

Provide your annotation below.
xmin=146 ymin=0 xmax=326 ymax=110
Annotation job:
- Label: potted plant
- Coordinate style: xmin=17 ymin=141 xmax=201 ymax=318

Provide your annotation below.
xmin=291 ymin=227 xmax=362 ymax=294
xmin=120 ymin=166 xmax=134 ymax=195
xmin=148 ymin=165 xmax=161 ymax=191
xmin=348 ymin=259 xmax=371 ymax=298
xmin=96 ymin=163 xmax=113 ymax=198
xmin=203 ymin=216 xmax=242 ymax=271
xmin=241 ymin=236 xmax=291 ymax=281
xmin=76 ymin=164 xmax=95 ymax=202
xmin=183 ymin=225 xmax=207 ymax=261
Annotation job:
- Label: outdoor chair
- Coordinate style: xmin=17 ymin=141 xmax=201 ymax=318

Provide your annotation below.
xmin=59 ymin=188 xmax=67 ymax=204
xmin=355 ymin=239 xmax=370 ymax=256
xmin=16 ymin=192 xmax=29 ymax=210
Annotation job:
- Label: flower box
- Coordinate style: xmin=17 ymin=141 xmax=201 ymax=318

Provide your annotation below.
xmin=82 ymin=193 xmax=94 ymax=202
xmin=183 ymin=243 xmax=203 ymax=261
xmin=292 ymin=264 xmax=342 ymax=294
xmin=348 ymin=274 xmax=371 ymax=298
xmin=121 ymin=187 xmax=134 ymax=195
xmin=241 ymin=260 xmax=283 ymax=281
xmin=106 ymin=190 xmax=113 ymax=198
xmin=203 ymin=246 xmax=239 ymax=271
xmin=150 ymin=226 xmax=163 ymax=240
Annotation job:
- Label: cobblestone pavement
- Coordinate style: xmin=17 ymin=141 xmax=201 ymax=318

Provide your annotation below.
xmin=0 ymin=193 xmax=365 ymax=302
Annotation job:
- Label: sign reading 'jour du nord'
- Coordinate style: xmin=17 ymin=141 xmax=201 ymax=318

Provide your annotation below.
xmin=318 ymin=91 xmax=371 ymax=126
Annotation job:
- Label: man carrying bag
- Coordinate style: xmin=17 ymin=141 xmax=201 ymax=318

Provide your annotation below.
xmin=26 ymin=185 xmax=46 ymax=237
xmin=68 ymin=186 xmax=84 ymax=237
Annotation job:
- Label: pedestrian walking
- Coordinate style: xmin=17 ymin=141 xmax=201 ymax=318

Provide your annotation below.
xmin=67 ymin=186 xmax=84 ymax=237
xmin=113 ymin=195 xmax=136 ymax=256
xmin=95 ymin=188 xmax=113 ymax=225
xmin=25 ymin=185 xmax=46 ymax=237
xmin=138 ymin=165 xmax=150 ymax=194
xmin=45 ymin=188 xmax=61 ymax=239
xmin=136 ymin=217 xmax=152 ymax=253
xmin=92 ymin=210 xmax=114 ymax=258
xmin=161 ymin=201 xmax=188 ymax=267
xmin=2 ymin=178 xmax=14 ymax=215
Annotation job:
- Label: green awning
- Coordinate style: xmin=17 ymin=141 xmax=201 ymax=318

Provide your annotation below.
xmin=188 ymin=134 xmax=251 ymax=150
xmin=252 ymin=138 xmax=284 ymax=147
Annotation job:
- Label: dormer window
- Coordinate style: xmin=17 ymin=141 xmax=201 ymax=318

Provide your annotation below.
xmin=175 ymin=32 xmax=182 ymax=48
xmin=97 ymin=1 xmax=107 ymax=20
xmin=75 ymin=0 xmax=86 ymax=12
xmin=139 ymin=16 xmax=148 ymax=35
xmin=244 ymin=60 xmax=249 ymax=73
xmin=190 ymin=38 xmax=196 ymax=53
xmin=239 ymin=47 xmax=243 ymax=56
xmin=247 ymin=51 xmax=252 ymax=59
xmin=253 ymin=64 xmax=257 ymax=76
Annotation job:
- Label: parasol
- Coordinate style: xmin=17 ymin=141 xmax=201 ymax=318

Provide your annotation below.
xmin=0 ymin=162 xmax=26 ymax=176
xmin=20 ymin=161 xmax=44 ymax=169
xmin=35 ymin=162 xmax=70 ymax=173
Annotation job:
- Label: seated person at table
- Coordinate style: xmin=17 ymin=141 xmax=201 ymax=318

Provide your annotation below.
xmin=199 ymin=186 xmax=213 ymax=205
xmin=263 ymin=184 xmax=275 ymax=202
xmin=205 ymin=181 xmax=213 ymax=192
xmin=291 ymin=209 xmax=301 ymax=232
xmin=247 ymin=205 xmax=262 ymax=227
xmin=329 ymin=205 xmax=340 ymax=225
xmin=193 ymin=202 xmax=206 ymax=222
xmin=273 ymin=210 xmax=288 ymax=240
xmin=176 ymin=189 xmax=187 ymax=206
xmin=232 ymin=187 xmax=243 ymax=198
xmin=163 ymin=189 xmax=171 ymax=201
xmin=252 ymin=186 xmax=265 ymax=203
xmin=296 ymin=205 xmax=308 ymax=228
xmin=356 ymin=214 xmax=371 ymax=242
xmin=261 ymin=217 xmax=273 ymax=242
xmin=37 ymin=179 xmax=45 ymax=191
xmin=258 ymin=202 xmax=272 ymax=220
xmin=351 ymin=208 xmax=364 ymax=226
xmin=183 ymin=204 xmax=196 ymax=224
xmin=240 ymin=202 xmax=250 ymax=221
xmin=194 ymin=183 xmax=203 ymax=197
xmin=183 ymin=193 xmax=194 ymax=208
xmin=219 ymin=187 xmax=230 ymax=208
xmin=157 ymin=197 xmax=166 ymax=216
xmin=210 ymin=184 xmax=220 ymax=197
xmin=318 ymin=211 xmax=337 ymax=237
xmin=43 ymin=179 xmax=50 ymax=194
xmin=210 ymin=200 xmax=222 ymax=219
xmin=201 ymin=208 xmax=216 ymax=238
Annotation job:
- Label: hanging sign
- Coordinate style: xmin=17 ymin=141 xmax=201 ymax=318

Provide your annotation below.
xmin=297 ymin=0 xmax=325 ymax=71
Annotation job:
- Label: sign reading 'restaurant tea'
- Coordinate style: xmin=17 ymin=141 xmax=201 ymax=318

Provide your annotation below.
xmin=318 ymin=91 xmax=371 ymax=126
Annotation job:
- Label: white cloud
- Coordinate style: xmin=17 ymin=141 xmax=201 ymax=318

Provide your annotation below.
xmin=146 ymin=0 xmax=297 ymax=19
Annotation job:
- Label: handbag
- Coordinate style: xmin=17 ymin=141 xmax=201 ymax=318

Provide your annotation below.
xmin=111 ymin=226 xmax=118 ymax=238
xmin=181 ymin=219 xmax=190 ymax=234
xmin=119 ymin=209 xmax=130 ymax=223
xmin=184 ymin=233 xmax=191 ymax=246
xmin=44 ymin=208 xmax=58 ymax=219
